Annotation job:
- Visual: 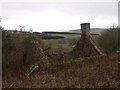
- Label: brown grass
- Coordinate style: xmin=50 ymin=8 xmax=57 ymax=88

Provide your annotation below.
xmin=2 ymin=53 xmax=118 ymax=88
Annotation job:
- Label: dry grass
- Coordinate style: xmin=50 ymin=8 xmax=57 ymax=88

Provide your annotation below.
xmin=2 ymin=30 xmax=119 ymax=88
xmin=2 ymin=53 xmax=118 ymax=88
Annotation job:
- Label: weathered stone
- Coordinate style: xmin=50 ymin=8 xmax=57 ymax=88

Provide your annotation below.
xmin=73 ymin=23 xmax=102 ymax=58
xmin=81 ymin=23 xmax=90 ymax=37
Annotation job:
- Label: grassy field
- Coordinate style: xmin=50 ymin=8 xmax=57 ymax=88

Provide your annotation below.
xmin=42 ymin=34 xmax=79 ymax=52
xmin=42 ymin=34 xmax=99 ymax=53
xmin=42 ymin=39 xmax=76 ymax=52
xmin=49 ymin=33 xmax=99 ymax=39
xmin=49 ymin=34 xmax=80 ymax=39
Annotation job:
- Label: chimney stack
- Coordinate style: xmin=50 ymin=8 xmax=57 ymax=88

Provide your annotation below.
xmin=73 ymin=23 xmax=103 ymax=58
xmin=81 ymin=23 xmax=90 ymax=37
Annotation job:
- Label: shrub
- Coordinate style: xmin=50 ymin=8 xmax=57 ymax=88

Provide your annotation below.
xmin=2 ymin=30 xmax=45 ymax=74
xmin=97 ymin=27 xmax=119 ymax=53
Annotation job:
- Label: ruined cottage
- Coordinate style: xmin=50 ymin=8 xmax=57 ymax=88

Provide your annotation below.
xmin=73 ymin=23 xmax=103 ymax=58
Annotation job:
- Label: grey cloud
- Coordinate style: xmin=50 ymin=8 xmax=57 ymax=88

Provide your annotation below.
xmin=1 ymin=2 xmax=118 ymax=23
xmin=118 ymin=1 xmax=120 ymax=27
xmin=55 ymin=2 xmax=118 ymax=17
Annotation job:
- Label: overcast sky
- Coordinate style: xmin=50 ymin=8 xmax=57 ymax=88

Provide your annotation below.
xmin=0 ymin=1 xmax=119 ymax=32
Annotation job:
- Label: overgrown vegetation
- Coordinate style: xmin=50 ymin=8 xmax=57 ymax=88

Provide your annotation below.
xmin=98 ymin=27 xmax=119 ymax=53
xmin=3 ymin=53 xmax=118 ymax=88
xmin=2 ymin=27 xmax=119 ymax=88
xmin=2 ymin=30 xmax=45 ymax=75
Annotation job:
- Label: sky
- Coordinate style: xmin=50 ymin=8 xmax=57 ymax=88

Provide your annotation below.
xmin=0 ymin=1 xmax=119 ymax=32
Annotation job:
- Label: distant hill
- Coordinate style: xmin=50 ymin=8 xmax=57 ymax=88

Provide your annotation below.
xmin=42 ymin=28 xmax=106 ymax=34
xmin=42 ymin=31 xmax=80 ymax=34
xmin=69 ymin=28 xmax=106 ymax=34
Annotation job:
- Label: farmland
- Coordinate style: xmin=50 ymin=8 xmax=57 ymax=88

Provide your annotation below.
xmin=42 ymin=33 xmax=99 ymax=53
xmin=49 ymin=33 xmax=80 ymax=39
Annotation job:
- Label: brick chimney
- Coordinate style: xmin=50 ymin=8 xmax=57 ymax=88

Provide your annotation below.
xmin=81 ymin=23 xmax=90 ymax=37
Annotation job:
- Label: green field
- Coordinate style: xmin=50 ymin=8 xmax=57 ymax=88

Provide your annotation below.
xmin=42 ymin=34 xmax=99 ymax=53
xmin=49 ymin=34 xmax=80 ymax=39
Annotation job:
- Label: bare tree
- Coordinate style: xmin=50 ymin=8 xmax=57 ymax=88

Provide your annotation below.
xmin=20 ymin=25 xmax=25 ymax=31
xmin=29 ymin=28 xmax=33 ymax=33
xmin=106 ymin=23 xmax=117 ymax=30
xmin=0 ymin=18 xmax=2 ymax=22
xmin=0 ymin=18 xmax=2 ymax=30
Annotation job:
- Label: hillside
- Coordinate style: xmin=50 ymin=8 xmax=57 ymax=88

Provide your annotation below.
xmin=69 ymin=28 xmax=106 ymax=34
xmin=2 ymin=29 xmax=119 ymax=88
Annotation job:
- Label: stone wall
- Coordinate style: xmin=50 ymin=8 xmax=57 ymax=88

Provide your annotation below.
xmin=81 ymin=23 xmax=90 ymax=37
